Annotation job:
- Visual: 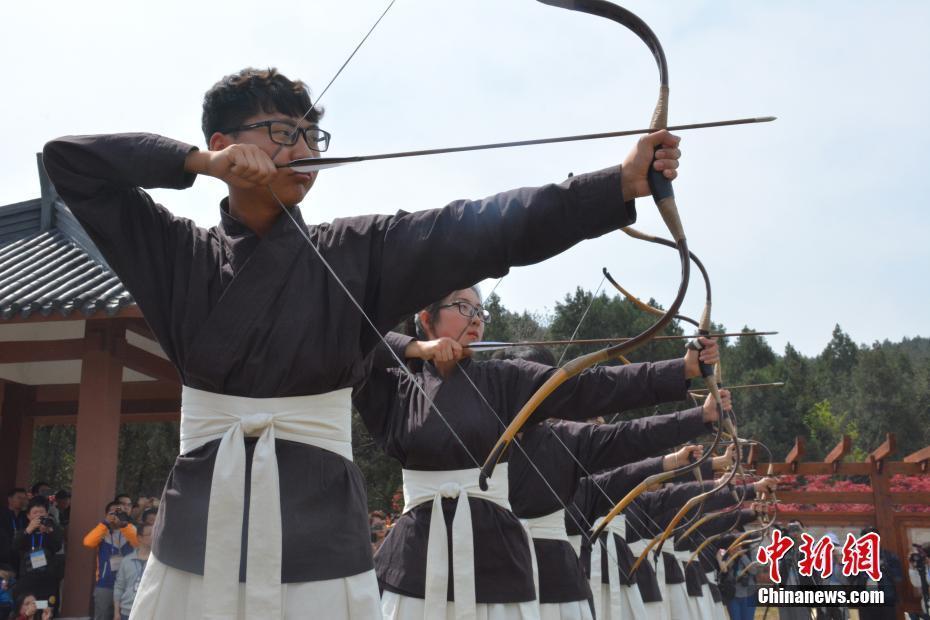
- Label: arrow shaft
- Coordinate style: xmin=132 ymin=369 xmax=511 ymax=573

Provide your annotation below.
xmin=690 ymin=382 xmax=785 ymax=393
xmin=282 ymin=116 xmax=776 ymax=172
xmin=467 ymin=331 xmax=777 ymax=351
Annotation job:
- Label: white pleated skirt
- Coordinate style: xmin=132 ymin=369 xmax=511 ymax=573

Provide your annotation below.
xmin=666 ymin=581 xmax=692 ymax=620
xmin=595 ymin=583 xmax=646 ymax=620
xmin=696 ymin=582 xmax=716 ymax=620
xmin=538 ymin=600 xmax=592 ymax=620
xmin=704 ymin=582 xmax=728 ymax=620
xmin=128 ymin=552 xmax=382 ymax=619
xmin=381 ymin=591 xmax=539 ymax=620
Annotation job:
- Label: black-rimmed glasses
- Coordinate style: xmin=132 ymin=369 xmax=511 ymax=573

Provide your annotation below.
xmin=438 ymin=300 xmax=491 ymax=324
xmin=220 ymin=120 xmax=331 ymax=152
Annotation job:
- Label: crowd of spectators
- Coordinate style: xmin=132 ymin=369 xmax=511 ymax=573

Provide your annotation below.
xmin=0 ymin=484 xmax=159 ymax=619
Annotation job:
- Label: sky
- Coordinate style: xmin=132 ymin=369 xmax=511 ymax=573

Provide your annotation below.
xmin=1 ymin=0 xmax=928 ymax=356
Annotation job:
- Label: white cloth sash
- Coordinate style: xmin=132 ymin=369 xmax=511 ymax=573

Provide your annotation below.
xmin=625 ymin=537 xmax=666 ymax=617
xmin=179 ymin=386 xmax=353 ymax=620
xmin=402 ymin=465 xmax=516 ymax=620
xmin=520 ymin=509 xmax=567 ymax=607
xmin=590 ymin=515 xmax=647 ymax=620
xmin=521 ymin=509 xmax=568 ymax=542
xmin=671 ymin=549 xmax=692 ymax=565
xmin=626 ymin=538 xmax=648 ymax=563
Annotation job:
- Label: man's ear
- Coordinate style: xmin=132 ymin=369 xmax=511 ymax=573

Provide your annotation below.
xmin=208 ymin=131 xmax=231 ymax=152
xmin=417 ymin=310 xmax=433 ymax=339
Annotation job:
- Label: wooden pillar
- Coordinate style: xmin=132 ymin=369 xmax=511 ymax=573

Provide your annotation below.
xmin=0 ymin=381 xmax=35 ymax=492
xmin=61 ymin=321 xmax=124 ymax=617
xmin=869 ymin=434 xmax=903 ymax=619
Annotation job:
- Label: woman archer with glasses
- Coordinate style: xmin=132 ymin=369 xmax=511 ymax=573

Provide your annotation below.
xmin=352 ymin=285 xmax=720 ymax=620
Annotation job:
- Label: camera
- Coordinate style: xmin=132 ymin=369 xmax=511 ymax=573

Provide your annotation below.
xmin=910 ymin=543 xmax=928 ymax=569
xmin=39 ymin=516 xmax=55 ymax=528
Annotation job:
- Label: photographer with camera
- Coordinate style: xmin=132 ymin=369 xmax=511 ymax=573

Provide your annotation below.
xmin=82 ymin=501 xmax=138 ymax=620
xmin=909 ymin=542 xmax=930 ymax=620
xmin=11 ymin=497 xmax=62 ymax=614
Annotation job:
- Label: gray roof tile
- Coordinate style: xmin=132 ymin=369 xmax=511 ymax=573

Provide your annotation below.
xmin=0 ymin=197 xmax=134 ymax=320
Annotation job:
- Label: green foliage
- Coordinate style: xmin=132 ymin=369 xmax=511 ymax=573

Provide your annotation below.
xmin=115 ymin=422 xmax=179 ymax=498
xmin=30 ymin=426 xmax=76 ymax=490
xmin=29 ymin=422 xmax=178 ymax=499
xmin=352 ymin=410 xmax=402 ymax=512
xmin=802 ymin=400 xmax=843 ymax=459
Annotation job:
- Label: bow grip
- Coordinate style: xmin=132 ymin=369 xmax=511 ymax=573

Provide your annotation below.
xmin=647 ymin=147 xmax=685 ymax=242
xmin=686 ymin=337 xmax=715 ymax=382
xmin=647 ymin=147 xmax=675 ymax=203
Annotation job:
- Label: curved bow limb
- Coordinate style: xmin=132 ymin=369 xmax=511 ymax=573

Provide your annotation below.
xmin=682 ymin=436 xmax=777 ymax=566
xmin=686 ymin=512 xmax=754 ymax=568
xmin=479 ymin=0 xmax=692 ymax=491
xmin=597 ymin=240 xmax=734 ymax=558
xmin=629 ymin=441 xmax=740 ymax=574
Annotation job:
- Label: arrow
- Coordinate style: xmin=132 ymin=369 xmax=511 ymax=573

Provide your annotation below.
xmin=282 ymin=116 xmax=776 ymax=172
xmin=466 ymin=330 xmax=778 ymax=352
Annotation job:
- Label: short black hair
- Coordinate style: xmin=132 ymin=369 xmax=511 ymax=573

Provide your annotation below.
xmin=26 ymin=496 xmax=49 ymax=513
xmin=30 ymin=482 xmax=50 ymax=495
xmin=141 ymin=508 xmax=158 ymax=522
xmin=201 ymin=67 xmax=322 ymax=142
xmin=6 ymin=487 xmax=26 ymax=498
xmin=106 ymin=501 xmax=121 ymax=514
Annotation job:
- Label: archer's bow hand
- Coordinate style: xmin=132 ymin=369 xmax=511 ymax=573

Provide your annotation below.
xmin=753 ymin=477 xmax=778 ymax=499
xmin=703 ymin=388 xmax=731 ymax=422
xmin=665 ymin=444 xmax=703 ymax=471
xmin=685 ymin=337 xmax=719 ymax=378
xmin=620 ymin=130 xmax=681 ymax=202
xmin=405 ymin=337 xmax=467 ymax=362
xmin=712 ymin=442 xmax=737 ymax=471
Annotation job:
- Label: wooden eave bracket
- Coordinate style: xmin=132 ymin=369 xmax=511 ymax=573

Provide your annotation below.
xmin=904 ymin=444 xmax=930 ymax=473
xmin=868 ymin=433 xmax=896 ymax=474
xmin=825 ymin=435 xmax=851 ymax=474
xmin=786 ymin=436 xmax=805 ymax=474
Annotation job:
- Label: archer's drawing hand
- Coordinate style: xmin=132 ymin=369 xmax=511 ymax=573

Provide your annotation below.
xmin=407 ymin=337 xmax=466 ymax=362
xmin=186 ymin=144 xmax=278 ymax=188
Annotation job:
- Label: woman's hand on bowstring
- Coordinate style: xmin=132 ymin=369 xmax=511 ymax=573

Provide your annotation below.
xmin=405 ymin=337 xmax=468 ymax=363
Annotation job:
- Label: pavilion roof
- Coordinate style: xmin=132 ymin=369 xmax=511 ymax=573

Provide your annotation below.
xmin=0 ymin=191 xmax=134 ymax=320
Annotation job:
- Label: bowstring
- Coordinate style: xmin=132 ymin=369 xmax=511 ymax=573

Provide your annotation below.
xmin=267 ymin=0 xmax=737 ymax=588
xmin=271 ymin=0 xmax=397 ymax=161
xmin=270 ymin=195 xmax=482 ymax=471
xmin=546 ymin=280 xmax=742 ymax=575
xmin=485 ymin=277 xmax=736 ymax=583
xmin=555 ymin=274 xmax=605 ymax=367
xmin=538 ymin=270 xmax=747 ymax=579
